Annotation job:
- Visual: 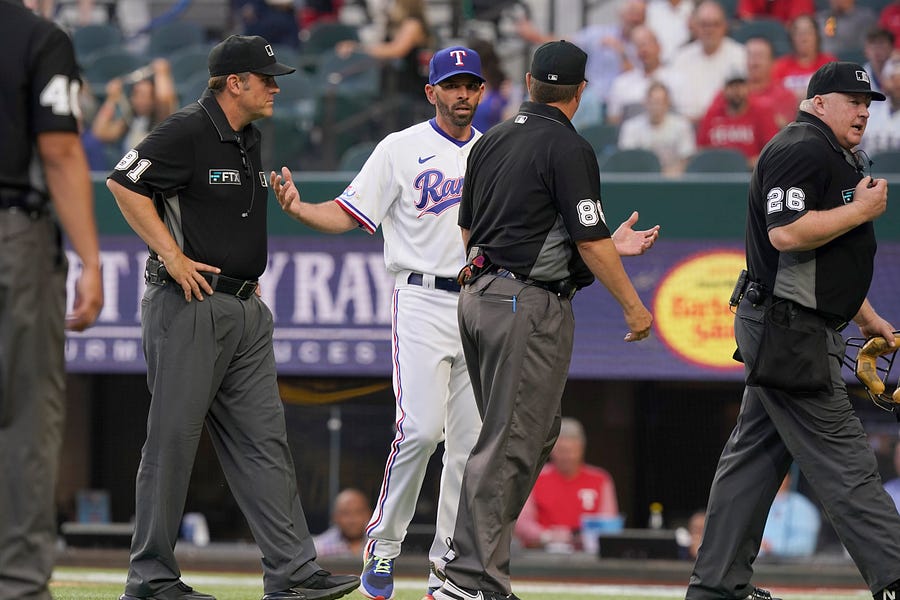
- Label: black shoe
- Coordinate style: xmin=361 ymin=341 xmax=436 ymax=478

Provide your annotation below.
xmin=119 ymin=582 xmax=216 ymax=600
xmin=261 ymin=570 xmax=360 ymax=600
xmin=745 ymin=588 xmax=781 ymax=600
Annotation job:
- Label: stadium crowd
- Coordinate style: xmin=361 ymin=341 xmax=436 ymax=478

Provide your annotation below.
xmin=31 ymin=0 xmax=900 ymax=175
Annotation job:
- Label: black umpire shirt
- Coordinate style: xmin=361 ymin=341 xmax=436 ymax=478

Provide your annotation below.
xmin=108 ymin=89 xmax=269 ymax=280
xmin=747 ymin=110 xmax=876 ymax=322
xmin=1 ymin=0 xmax=80 ymax=195
xmin=459 ymin=101 xmax=611 ymax=289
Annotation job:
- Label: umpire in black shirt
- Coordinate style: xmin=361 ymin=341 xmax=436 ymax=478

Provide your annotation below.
xmin=686 ymin=62 xmax=900 ymax=600
xmin=107 ymin=35 xmax=358 ymax=600
xmin=1 ymin=2 xmax=103 ymax=599
xmin=434 ymin=41 xmax=654 ymax=600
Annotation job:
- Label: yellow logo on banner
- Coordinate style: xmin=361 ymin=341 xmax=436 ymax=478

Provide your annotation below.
xmin=653 ymin=250 xmax=746 ymax=370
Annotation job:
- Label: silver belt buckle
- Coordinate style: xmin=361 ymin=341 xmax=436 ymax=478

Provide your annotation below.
xmin=236 ymin=280 xmax=257 ymax=299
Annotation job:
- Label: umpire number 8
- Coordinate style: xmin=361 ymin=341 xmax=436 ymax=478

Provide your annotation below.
xmin=577 ymin=199 xmax=603 ymax=227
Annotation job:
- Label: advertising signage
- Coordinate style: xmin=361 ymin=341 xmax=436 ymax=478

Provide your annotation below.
xmin=65 ymin=236 xmax=900 ymax=381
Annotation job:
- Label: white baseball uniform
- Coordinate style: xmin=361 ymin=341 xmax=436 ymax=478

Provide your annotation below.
xmin=335 ymin=118 xmax=482 ymax=589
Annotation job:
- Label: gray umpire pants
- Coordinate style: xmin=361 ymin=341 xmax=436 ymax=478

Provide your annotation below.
xmin=686 ymin=296 xmax=900 ymax=600
xmin=0 ymin=212 xmax=66 ymax=600
xmin=448 ymin=273 xmax=574 ymax=595
xmin=126 ymin=282 xmax=322 ymax=597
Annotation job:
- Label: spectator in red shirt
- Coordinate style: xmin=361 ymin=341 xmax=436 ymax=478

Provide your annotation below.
xmin=737 ymin=0 xmax=814 ymax=24
xmin=880 ymin=2 xmax=900 ymax=48
xmin=772 ymin=14 xmax=838 ymax=100
xmin=746 ymin=36 xmax=798 ymax=127
xmin=696 ymin=68 xmax=781 ymax=169
xmin=514 ymin=418 xmax=619 ymax=551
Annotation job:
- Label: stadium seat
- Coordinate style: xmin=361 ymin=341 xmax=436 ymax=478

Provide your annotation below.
xmin=859 ymin=0 xmax=894 ymax=14
xmin=274 ymin=70 xmax=321 ymax=123
xmin=300 ymin=21 xmax=359 ymax=56
xmin=837 ymin=48 xmax=867 ymax=66
xmin=870 ymin=150 xmax=900 ymax=174
xmin=175 ymin=70 xmax=210 ymax=105
xmin=685 ymin=148 xmax=749 ymax=173
xmin=148 ymin=21 xmax=206 ymax=58
xmin=81 ymin=49 xmax=146 ymax=89
xmin=578 ymin=123 xmax=620 ymax=158
xmin=338 ymin=141 xmax=378 ymax=172
xmin=730 ymin=18 xmax=791 ymax=56
xmin=316 ymin=49 xmax=380 ymax=94
xmin=72 ymin=23 xmax=123 ymax=63
xmin=599 ymin=149 xmax=661 ymax=174
xmin=167 ymin=44 xmax=212 ymax=82
xmin=258 ymin=114 xmax=313 ymax=170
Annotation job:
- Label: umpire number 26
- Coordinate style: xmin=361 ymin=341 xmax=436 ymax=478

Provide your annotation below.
xmin=767 ymin=187 xmax=805 ymax=214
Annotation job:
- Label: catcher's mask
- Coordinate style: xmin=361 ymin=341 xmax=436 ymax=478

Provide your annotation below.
xmin=843 ymin=332 xmax=900 ymax=411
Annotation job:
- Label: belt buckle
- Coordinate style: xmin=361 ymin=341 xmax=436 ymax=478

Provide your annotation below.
xmin=236 ymin=280 xmax=257 ymax=299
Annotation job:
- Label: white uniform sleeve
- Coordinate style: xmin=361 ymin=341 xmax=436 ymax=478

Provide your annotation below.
xmin=334 ymin=139 xmax=401 ymax=234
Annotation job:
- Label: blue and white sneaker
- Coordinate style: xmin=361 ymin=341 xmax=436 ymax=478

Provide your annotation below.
xmin=359 ymin=555 xmax=394 ymax=600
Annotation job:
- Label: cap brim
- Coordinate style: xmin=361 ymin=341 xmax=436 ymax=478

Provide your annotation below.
xmin=814 ymin=89 xmax=887 ymax=101
xmin=432 ymin=69 xmax=485 ymax=85
xmin=255 ymin=62 xmax=296 ymax=76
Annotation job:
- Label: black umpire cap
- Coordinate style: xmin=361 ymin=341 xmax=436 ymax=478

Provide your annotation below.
xmin=208 ymin=35 xmax=296 ymax=77
xmin=530 ymin=40 xmax=588 ymax=85
xmin=806 ymin=61 xmax=886 ymax=101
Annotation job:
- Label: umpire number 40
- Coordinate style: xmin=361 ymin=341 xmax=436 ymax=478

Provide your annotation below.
xmin=767 ymin=187 xmax=805 ymax=214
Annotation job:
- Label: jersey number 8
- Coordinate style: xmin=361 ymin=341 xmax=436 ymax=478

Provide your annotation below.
xmin=577 ymin=199 xmax=606 ymax=227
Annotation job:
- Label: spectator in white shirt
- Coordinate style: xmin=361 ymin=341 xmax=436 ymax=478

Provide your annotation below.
xmin=668 ymin=0 xmax=747 ymax=122
xmin=619 ymin=80 xmax=696 ymax=177
xmin=606 ymin=25 xmax=680 ymax=125
xmin=646 ymin=0 xmax=695 ymax=63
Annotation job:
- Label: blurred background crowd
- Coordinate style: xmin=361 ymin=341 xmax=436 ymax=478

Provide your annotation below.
xmin=28 ymin=0 xmax=900 ymax=176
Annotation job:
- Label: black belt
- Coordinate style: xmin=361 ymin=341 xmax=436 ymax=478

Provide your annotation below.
xmin=407 ymin=272 xmax=461 ymax=293
xmin=145 ymin=258 xmax=258 ymax=300
xmin=489 ymin=267 xmax=577 ymax=300
xmin=0 ymin=188 xmax=49 ymax=216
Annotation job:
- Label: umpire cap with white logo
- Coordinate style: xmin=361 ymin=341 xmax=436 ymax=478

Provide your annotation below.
xmin=529 ymin=40 xmax=588 ymax=85
xmin=429 ymin=45 xmax=485 ymax=85
xmin=208 ymin=35 xmax=296 ymax=77
xmin=806 ymin=61 xmax=885 ymax=101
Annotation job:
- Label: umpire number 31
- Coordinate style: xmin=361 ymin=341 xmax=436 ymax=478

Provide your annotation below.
xmin=767 ymin=187 xmax=805 ymax=214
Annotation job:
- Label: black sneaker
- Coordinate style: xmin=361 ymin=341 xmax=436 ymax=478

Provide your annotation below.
xmin=119 ymin=582 xmax=216 ymax=600
xmin=745 ymin=588 xmax=781 ymax=600
xmin=261 ymin=570 xmax=360 ymax=600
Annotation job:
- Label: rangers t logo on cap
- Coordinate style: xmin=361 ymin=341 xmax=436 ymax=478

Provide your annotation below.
xmin=428 ymin=45 xmax=485 ymax=85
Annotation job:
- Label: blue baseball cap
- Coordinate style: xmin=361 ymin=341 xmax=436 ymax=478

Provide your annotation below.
xmin=428 ymin=46 xmax=484 ymax=85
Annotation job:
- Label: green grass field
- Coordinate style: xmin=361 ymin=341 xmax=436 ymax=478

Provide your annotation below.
xmin=50 ymin=568 xmax=874 ymax=600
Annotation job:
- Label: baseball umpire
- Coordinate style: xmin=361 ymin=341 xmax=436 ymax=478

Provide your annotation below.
xmin=433 ymin=40 xmax=654 ymax=600
xmin=0 ymin=2 xmax=104 ymax=598
xmin=106 ymin=35 xmax=358 ymax=600
xmin=686 ymin=61 xmax=900 ymax=600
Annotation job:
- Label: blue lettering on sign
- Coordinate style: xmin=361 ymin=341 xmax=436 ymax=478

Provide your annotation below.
xmin=413 ymin=169 xmax=463 ymax=216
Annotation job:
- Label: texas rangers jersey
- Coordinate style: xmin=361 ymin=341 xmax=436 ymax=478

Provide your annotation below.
xmin=336 ymin=118 xmax=481 ymax=279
